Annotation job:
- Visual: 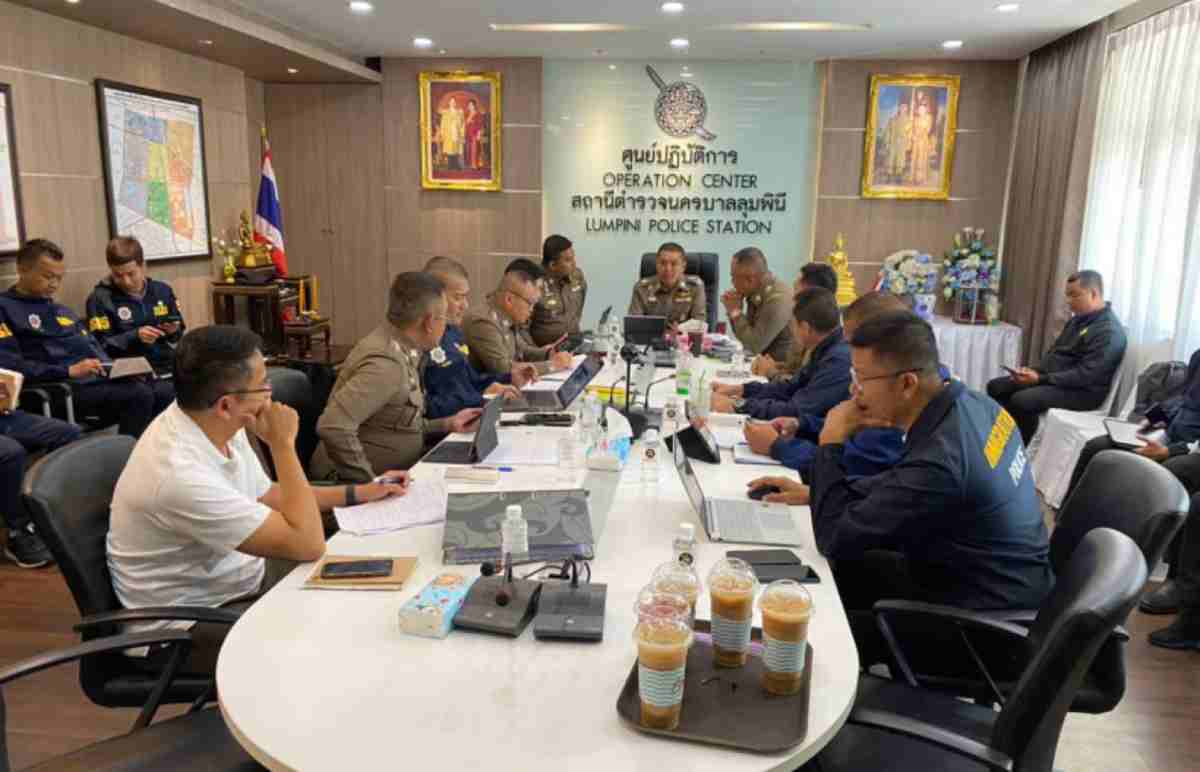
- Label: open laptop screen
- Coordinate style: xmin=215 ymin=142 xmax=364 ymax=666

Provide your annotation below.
xmin=472 ymin=397 xmax=504 ymax=461
xmin=556 ymin=356 xmax=602 ymax=407
xmin=676 ymin=444 xmax=707 ymax=518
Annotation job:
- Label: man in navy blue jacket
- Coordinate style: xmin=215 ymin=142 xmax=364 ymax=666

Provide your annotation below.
xmin=710 ymin=288 xmax=850 ymax=421
xmin=421 ymin=257 xmax=536 ymax=419
xmin=987 ymin=270 xmax=1126 ymax=444
xmin=85 ymin=236 xmax=184 ymax=374
xmin=809 ymin=312 xmax=1053 ymax=635
xmin=0 ymin=239 xmax=169 ymax=437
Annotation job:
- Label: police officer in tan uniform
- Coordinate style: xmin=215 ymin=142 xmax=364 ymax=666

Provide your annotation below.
xmin=529 ymin=235 xmax=587 ymax=347
xmin=311 ymin=272 xmax=483 ymax=481
xmin=628 ymin=242 xmax=706 ymax=328
xmin=464 ymin=259 xmax=575 ymax=378
xmin=755 ymin=263 xmax=839 ymax=382
xmin=722 ymin=247 xmax=794 ymax=362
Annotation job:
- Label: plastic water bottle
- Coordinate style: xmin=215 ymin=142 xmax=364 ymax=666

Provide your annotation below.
xmin=731 ymin=338 xmax=746 ymax=376
xmin=676 ymin=343 xmax=692 ymax=398
xmin=557 ymin=425 xmax=581 ymax=483
xmin=663 ymin=396 xmax=681 ymax=437
xmin=673 ymin=523 xmax=696 ymax=567
xmin=641 ymin=429 xmax=661 ymax=485
xmin=501 ymin=504 xmax=529 ymax=564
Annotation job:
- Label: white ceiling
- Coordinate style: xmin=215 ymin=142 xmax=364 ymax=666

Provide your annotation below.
xmin=230 ymin=0 xmax=1136 ymax=61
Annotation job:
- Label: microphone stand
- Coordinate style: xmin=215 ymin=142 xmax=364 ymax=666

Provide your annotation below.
xmin=618 ymin=343 xmax=649 ymax=439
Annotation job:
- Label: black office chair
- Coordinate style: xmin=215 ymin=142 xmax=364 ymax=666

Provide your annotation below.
xmin=875 ymin=450 xmax=1187 ymax=715
xmin=809 ymin=527 xmax=1147 ymax=772
xmin=253 ymin=366 xmax=317 ymax=476
xmin=21 ymin=436 xmax=240 ymax=712
xmin=639 ymin=252 xmax=719 ymax=331
xmin=0 ymin=632 xmax=260 ymax=771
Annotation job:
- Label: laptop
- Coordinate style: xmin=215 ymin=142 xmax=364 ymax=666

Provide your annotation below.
xmin=672 ymin=437 xmax=804 ymax=546
xmin=623 ymin=315 xmax=678 ymax=368
xmin=422 ymin=396 xmax=502 ymax=464
xmin=504 ymin=355 xmax=603 ymax=412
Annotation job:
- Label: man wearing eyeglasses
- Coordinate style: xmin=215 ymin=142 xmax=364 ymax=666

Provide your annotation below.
xmin=462 ymin=258 xmax=574 ymax=378
xmin=107 ymin=325 xmax=410 ymax=677
xmin=807 ymin=311 xmax=1052 ymax=659
xmin=312 ymin=272 xmax=483 ymax=481
xmin=0 ymin=238 xmax=170 ymax=438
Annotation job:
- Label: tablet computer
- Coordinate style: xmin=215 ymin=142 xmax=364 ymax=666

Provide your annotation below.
xmin=1104 ymin=418 xmax=1148 ymax=449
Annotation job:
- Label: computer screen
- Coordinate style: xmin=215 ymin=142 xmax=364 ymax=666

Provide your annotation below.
xmin=676 ymin=447 xmax=706 ymax=516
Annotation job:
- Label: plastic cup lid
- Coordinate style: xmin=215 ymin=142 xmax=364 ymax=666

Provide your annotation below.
xmin=759 ymin=578 xmax=814 ymax=615
xmin=707 ymin=557 xmax=758 ymax=591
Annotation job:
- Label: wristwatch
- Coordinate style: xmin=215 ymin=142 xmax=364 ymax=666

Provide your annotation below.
xmin=732 ymin=398 xmax=747 ymax=413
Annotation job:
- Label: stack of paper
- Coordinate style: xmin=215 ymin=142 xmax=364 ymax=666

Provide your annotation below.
xmin=733 ymin=443 xmax=783 ymax=467
xmin=333 ymin=478 xmax=449 ymax=536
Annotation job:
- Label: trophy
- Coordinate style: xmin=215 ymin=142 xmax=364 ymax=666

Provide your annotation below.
xmin=828 ymin=233 xmax=858 ymax=307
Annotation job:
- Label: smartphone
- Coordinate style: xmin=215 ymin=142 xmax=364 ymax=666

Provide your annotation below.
xmin=1002 ymin=366 xmax=1020 ymax=377
xmin=320 ymin=559 xmax=394 ymax=580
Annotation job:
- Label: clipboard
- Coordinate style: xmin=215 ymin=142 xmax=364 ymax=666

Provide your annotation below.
xmin=303 ymin=555 xmax=419 ymax=590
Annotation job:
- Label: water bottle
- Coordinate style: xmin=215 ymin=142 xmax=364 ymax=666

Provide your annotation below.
xmin=663 ymin=396 xmax=681 ymax=438
xmin=691 ymin=371 xmax=711 ymax=422
xmin=673 ymin=523 xmax=696 ymax=566
xmin=731 ymin=338 xmax=746 ymax=376
xmin=676 ymin=342 xmax=692 ymax=398
xmin=641 ymin=429 xmax=661 ymax=485
xmin=580 ymin=393 xmax=599 ymax=451
xmin=501 ymin=504 xmax=529 ymax=564
xmin=557 ymin=424 xmax=580 ymax=483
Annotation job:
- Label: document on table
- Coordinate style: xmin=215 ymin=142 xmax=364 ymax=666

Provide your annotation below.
xmin=711 ymin=425 xmax=745 ymax=449
xmin=333 ymin=478 xmax=449 ymax=536
xmin=537 ymin=354 xmax=587 ymax=382
xmin=521 ymin=380 xmax=562 ymax=392
xmin=481 ymin=431 xmax=561 ymax=465
xmin=733 ymin=443 xmax=783 ymax=467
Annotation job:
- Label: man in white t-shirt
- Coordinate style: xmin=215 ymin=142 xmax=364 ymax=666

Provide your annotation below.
xmin=107 ymin=324 xmax=410 ymax=675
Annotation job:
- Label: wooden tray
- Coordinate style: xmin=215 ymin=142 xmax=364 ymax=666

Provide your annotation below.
xmin=615 ymin=621 xmax=813 ymax=753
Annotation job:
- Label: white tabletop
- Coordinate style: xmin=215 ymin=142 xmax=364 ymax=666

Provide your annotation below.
xmin=217 ymin=358 xmax=860 ymax=771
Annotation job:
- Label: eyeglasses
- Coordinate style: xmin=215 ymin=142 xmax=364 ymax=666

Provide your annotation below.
xmin=850 ymin=367 xmax=926 ymax=392
xmin=210 ymin=384 xmax=272 ymax=406
xmin=507 ymin=289 xmax=539 ymax=308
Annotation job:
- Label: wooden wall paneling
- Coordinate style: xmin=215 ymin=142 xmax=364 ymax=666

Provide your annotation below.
xmin=502 ymin=127 xmax=540 ymax=191
xmin=245 ymin=77 xmax=265 ymax=196
xmin=321 ymin=83 xmax=387 ymax=344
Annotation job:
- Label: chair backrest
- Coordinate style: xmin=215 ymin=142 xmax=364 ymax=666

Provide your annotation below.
xmin=992 ymin=528 xmax=1146 ymax=771
xmin=259 ymin=366 xmax=316 ymax=476
xmin=639 ymin=252 xmax=719 ymax=330
xmin=21 ymin=435 xmax=135 ymax=622
xmin=1053 ymin=450 xmax=1188 ymax=574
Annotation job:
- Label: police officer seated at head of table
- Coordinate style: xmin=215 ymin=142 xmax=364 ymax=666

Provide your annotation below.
xmin=462 ymin=259 xmax=574 ymax=379
xmin=628 ymin=242 xmax=706 ymax=330
xmin=312 ymin=272 xmax=483 ymax=482
xmin=422 ymin=256 xmax=537 ymax=420
xmin=721 ymin=246 xmax=794 ymax=364
xmin=107 ymin=325 xmax=409 ymax=677
xmin=528 ymin=235 xmax=587 ymax=348
xmin=753 ymin=263 xmax=839 ymax=383
xmin=0 ymin=238 xmax=170 ymax=438
xmin=710 ymin=287 xmax=850 ymax=422
xmin=987 ymin=269 xmax=1127 ymax=445
xmin=85 ymin=236 xmax=185 ymax=374
xmin=808 ymin=311 xmax=1053 ymax=632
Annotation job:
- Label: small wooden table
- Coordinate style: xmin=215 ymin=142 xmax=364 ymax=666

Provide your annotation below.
xmin=283 ymin=318 xmax=332 ymax=360
xmin=211 ymin=282 xmax=299 ymax=354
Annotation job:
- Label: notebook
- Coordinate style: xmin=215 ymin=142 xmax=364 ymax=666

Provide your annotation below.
xmin=733 ymin=443 xmax=783 ymax=467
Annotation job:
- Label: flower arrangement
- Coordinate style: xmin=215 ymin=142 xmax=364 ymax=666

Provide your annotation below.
xmin=878 ymin=250 xmax=939 ymax=296
xmin=941 ymin=227 xmax=999 ymax=300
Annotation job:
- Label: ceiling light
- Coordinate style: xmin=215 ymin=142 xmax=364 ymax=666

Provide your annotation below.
xmin=714 ymin=22 xmax=872 ymax=32
xmin=413 ymin=36 xmax=434 ymax=48
xmin=680 ymin=72 xmax=694 ymax=78
xmin=994 ymin=3 xmax=1020 ymax=11
xmin=669 ymin=37 xmax=690 ymax=49
xmin=489 ymin=23 xmax=634 ymax=32
xmin=942 ymin=40 xmax=964 ymax=50
xmin=287 ymin=67 xmax=299 ymax=74
xmin=348 ymin=1 xmax=374 ymax=13
xmin=608 ymin=64 xmax=617 ymax=70
xmin=661 ymin=2 xmax=685 ymax=12
xmin=65 ymin=0 xmax=80 ymax=4
xmin=199 ymin=39 xmax=214 ymax=46
xmin=561 ymin=115 xmax=570 ymax=121
xmin=438 ymin=48 xmax=447 ymax=54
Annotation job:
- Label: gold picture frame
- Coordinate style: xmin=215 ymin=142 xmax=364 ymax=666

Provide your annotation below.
xmin=419 ymin=71 xmax=502 ymax=192
xmin=861 ymin=74 xmax=960 ymax=200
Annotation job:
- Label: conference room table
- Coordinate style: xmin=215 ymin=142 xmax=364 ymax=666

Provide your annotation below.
xmin=217 ymin=357 xmax=861 ymax=771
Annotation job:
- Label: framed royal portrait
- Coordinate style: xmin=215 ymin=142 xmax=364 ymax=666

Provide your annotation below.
xmin=862 ymin=74 xmax=960 ymax=200
xmin=419 ymin=71 xmax=502 ymax=192
xmin=0 ymin=82 xmax=26 ymax=258
xmin=95 ymin=79 xmax=212 ymax=261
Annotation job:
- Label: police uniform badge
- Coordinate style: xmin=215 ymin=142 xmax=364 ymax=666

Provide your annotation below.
xmin=457 ymin=343 xmax=470 ymax=356
xmin=430 ymin=347 xmax=448 ymax=366
xmin=28 ymin=314 xmax=41 ymax=330
xmin=153 ymin=301 xmax=169 ymax=317
xmin=117 ymin=306 xmax=133 ymax=322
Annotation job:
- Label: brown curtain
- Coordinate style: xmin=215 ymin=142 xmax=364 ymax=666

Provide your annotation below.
xmin=1001 ymin=18 xmax=1110 ymax=363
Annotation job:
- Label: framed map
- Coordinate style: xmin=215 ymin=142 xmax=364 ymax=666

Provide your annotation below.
xmin=96 ymin=80 xmax=212 ymax=261
xmin=0 ymin=82 xmax=25 ymax=258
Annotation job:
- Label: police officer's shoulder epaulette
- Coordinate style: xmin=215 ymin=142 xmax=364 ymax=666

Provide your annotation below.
xmin=637 ymin=276 xmax=656 ymax=289
xmin=684 ymin=275 xmax=704 ymax=287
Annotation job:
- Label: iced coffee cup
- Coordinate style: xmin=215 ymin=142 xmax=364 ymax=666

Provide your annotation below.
xmin=706 ymin=558 xmax=758 ymax=668
xmin=758 ymin=579 xmax=814 ymax=695
xmin=651 ymin=561 xmax=702 ymax=627
xmin=634 ymin=616 xmax=694 ymax=730
xmin=634 ymin=585 xmax=690 ymax=624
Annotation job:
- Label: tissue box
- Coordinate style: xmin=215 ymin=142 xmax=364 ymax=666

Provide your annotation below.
xmin=398 ymin=572 xmax=476 ymax=639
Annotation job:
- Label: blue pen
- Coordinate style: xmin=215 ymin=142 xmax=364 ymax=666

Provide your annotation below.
xmin=473 ymin=465 xmax=514 ymax=472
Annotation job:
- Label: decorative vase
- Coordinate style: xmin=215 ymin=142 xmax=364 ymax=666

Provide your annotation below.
xmin=954 ymin=288 xmax=992 ymax=325
xmin=911 ymin=293 xmax=937 ymax=322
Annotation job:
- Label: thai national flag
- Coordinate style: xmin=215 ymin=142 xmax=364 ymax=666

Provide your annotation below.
xmin=253 ymin=137 xmax=288 ymax=275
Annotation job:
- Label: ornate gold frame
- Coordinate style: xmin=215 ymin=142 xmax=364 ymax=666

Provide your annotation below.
xmin=861 ymin=74 xmax=960 ymax=200
xmin=419 ymin=70 xmax=502 ymax=192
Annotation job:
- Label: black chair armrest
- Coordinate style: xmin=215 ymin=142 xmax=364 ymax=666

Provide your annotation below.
xmin=74 ymin=606 xmax=242 ymax=633
xmin=0 ymin=631 xmax=193 ymax=730
xmin=873 ymin=600 xmax=1030 ymax=695
xmin=23 ymin=381 xmax=75 ymax=422
xmin=849 ymin=707 xmax=1014 ymax=772
xmin=980 ymin=609 xmax=1130 ymax=641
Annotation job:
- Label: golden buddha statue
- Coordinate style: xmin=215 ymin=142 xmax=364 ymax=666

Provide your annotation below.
xmin=237 ymin=211 xmax=271 ymax=269
xmin=827 ymin=233 xmax=857 ymax=307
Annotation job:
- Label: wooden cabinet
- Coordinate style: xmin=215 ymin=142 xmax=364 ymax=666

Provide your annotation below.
xmin=263 ymin=84 xmax=387 ymax=346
